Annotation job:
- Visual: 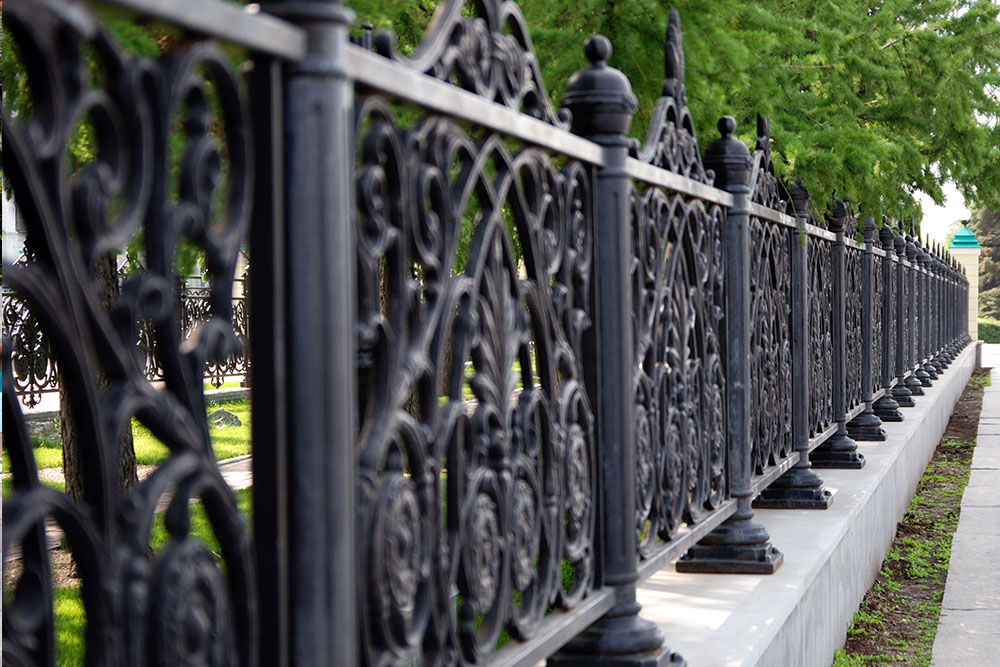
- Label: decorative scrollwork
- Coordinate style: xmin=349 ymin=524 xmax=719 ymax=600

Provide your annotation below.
xmin=750 ymin=115 xmax=785 ymax=210
xmin=845 ymin=246 xmax=864 ymax=409
xmin=353 ymin=95 xmax=595 ymax=664
xmin=372 ymin=0 xmax=566 ymax=127
xmin=2 ymin=1 xmax=255 ymax=663
xmin=631 ymin=184 xmax=727 ymax=556
xmin=748 ymin=218 xmax=793 ymax=471
xmin=3 ymin=285 xmax=60 ymax=407
xmin=808 ymin=238 xmax=834 ymax=435
xmin=635 ymin=10 xmax=710 ymax=182
xmin=871 ymin=252 xmax=884 ymax=393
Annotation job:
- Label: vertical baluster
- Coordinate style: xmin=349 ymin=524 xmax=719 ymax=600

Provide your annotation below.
xmin=874 ymin=218 xmax=903 ymax=421
xmin=848 ymin=215 xmax=886 ymax=440
xmin=811 ymin=199 xmax=865 ymax=468
xmin=551 ymin=35 xmax=681 ymax=666
xmin=755 ymin=182 xmax=833 ymax=508
xmin=676 ymin=117 xmax=784 ymax=572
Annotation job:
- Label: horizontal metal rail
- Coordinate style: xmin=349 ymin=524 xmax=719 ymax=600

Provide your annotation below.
xmin=103 ymin=0 xmax=305 ymax=58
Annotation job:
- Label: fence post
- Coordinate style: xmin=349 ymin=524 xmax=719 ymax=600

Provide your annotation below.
xmin=847 ymin=215 xmax=886 ymax=440
xmin=930 ymin=244 xmax=948 ymax=373
xmin=874 ymin=219 xmax=903 ymax=421
xmin=676 ymin=117 xmax=783 ymax=573
xmin=811 ymin=200 xmax=865 ymax=468
xmin=754 ymin=182 xmax=832 ymax=509
xmin=550 ymin=35 xmax=681 ymax=666
xmin=920 ymin=240 xmax=939 ymax=381
xmin=914 ymin=239 xmax=933 ymax=386
xmin=891 ymin=225 xmax=916 ymax=407
xmin=256 ymin=1 xmax=358 ymax=664
xmin=904 ymin=226 xmax=926 ymax=396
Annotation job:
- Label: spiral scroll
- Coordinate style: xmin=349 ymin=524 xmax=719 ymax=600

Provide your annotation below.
xmin=2 ymin=1 xmax=256 ymax=663
xmin=353 ymin=96 xmax=596 ymax=664
xmin=631 ymin=186 xmax=727 ymax=556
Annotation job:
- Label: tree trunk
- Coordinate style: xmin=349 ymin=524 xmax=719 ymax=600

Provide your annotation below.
xmin=61 ymin=253 xmax=138 ymax=505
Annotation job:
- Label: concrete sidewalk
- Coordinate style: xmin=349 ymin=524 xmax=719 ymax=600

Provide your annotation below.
xmin=930 ymin=344 xmax=1000 ymax=666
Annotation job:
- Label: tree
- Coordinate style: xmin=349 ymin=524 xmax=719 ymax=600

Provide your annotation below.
xmin=967 ymin=207 xmax=1000 ymax=318
xmin=348 ymin=0 xmax=1000 ymax=222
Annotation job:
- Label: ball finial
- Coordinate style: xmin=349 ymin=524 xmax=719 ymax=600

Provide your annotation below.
xmin=718 ymin=115 xmax=737 ymax=138
xmin=584 ymin=35 xmax=612 ymax=66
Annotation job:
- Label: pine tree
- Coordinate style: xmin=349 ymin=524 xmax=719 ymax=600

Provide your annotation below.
xmin=348 ymin=0 xmax=1000 ymax=222
xmin=968 ymin=207 xmax=1000 ymax=318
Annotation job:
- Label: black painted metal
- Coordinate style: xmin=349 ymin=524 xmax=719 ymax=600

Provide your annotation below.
xmin=675 ymin=117 xmax=783 ymax=574
xmin=2 ymin=269 xmax=249 ymax=405
xmin=1 ymin=0 xmax=972 ymax=665
xmin=874 ymin=218 xmax=904 ymax=421
xmin=811 ymin=201 xmax=865 ymax=469
xmin=892 ymin=224 xmax=917 ymax=408
xmin=754 ymin=182 xmax=833 ymax=510
xmin=2 ymin=0 xmax=259 ymax=663
xmin=847 ymin=216 xmax=886 ymax=441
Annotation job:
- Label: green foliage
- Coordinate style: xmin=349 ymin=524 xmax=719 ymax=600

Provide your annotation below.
xmin=968 ymin=207 xmax=1000 ymax=318
xmin=978 ymin=316 xmax=1000 ymax=342
xmin=346 ymin=0 xmax=1000 ymax=222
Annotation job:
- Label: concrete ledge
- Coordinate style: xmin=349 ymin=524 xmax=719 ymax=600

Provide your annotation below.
xmin=635 ymin=343 xmax=977 ymax=667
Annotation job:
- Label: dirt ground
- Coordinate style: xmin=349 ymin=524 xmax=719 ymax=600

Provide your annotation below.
xmin=838 ymin=369 xmax=988 ymax=665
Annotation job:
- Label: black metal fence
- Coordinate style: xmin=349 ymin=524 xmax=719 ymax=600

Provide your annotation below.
xmin=3 ymin=268 xmax=249 ymax=406
xmin=1 ymin=0 xmax=970 ymax=665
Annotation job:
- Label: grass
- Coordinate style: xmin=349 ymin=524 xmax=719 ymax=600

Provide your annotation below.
xmin=27 ymin=488 xmax=253 ymax=665
xmin=132 ymin=399 xmax=251 ymax=464
xmin=3 ymin=399 xmax=251 ymax=477
xmin=148 ymin=487 xmax=253 ymax=555
xmin=53 ymin=587 xmax=86 ymax=667
xmin=204 ymin=379 xmax=244 ymax=390
xmin=834 ymin=370 xmax=988 ymax=666
xmin=1 ymin=477 xmax=65 ymax=501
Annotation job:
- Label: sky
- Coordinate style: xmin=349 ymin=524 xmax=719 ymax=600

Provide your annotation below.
xmin=918 ymin=181 xmax=972 ymax=246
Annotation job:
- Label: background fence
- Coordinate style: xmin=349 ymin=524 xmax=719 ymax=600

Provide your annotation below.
xmin=1 ymin=0 xmax=970 ymax=665
xmin=3 ymin=267 xmax=249 ymax=406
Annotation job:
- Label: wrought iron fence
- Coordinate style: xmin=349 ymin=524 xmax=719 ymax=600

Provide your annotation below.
xmin=3 ymin=268 xmax=249 ymax=406
xmin=1 ymin=0 xmax=971 ymax=665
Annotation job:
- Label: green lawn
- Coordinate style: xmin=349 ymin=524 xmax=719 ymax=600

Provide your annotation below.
xmin=40 ymin=487 xmax=252 ymax=666
xmin=3 ymin=399 xmax=251 ymax=475
xmin=1 ymin=477 xmax=65 ymax=501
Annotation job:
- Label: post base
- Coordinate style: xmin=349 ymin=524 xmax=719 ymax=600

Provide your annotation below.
xmin=753 ymin=466 xmax=832 ymax=509
xmin=892 ymin=385 xmax=916 ymax=408
xmin=811 ymin=432 xmax=866 ymax=469
xmin=905 ymin=376 xmax=925 ymax=396
xmin=915 ymin=369 xmax=932 ymax=387
xmin=549 ymin=600 xmax=684 ymax=667
xmin=923 ymin=363 xmax=939 ymax=380
xmin=847 ymin=409 xmax=886 ymax=441
xmin=873 ymin=394 xmax=903 ymax=422
xmin=675 ymin=516 xmax=783 ymax=574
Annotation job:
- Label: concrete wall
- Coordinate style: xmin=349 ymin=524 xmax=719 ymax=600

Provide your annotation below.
xmin=635 ymin=343 xmax=978 ymax=667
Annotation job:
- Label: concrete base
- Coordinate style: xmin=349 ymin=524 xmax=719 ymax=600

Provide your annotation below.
xmin=634 ymin=343 xmax=976 ymax=667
